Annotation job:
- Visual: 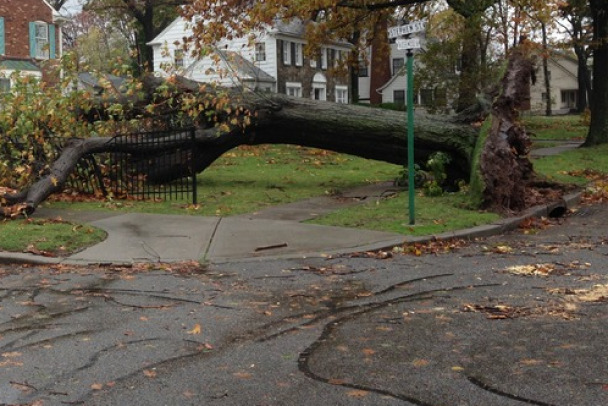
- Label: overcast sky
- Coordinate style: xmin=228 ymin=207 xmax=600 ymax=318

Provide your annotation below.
xmin=62 ymin=0 xmax=82 ymax=14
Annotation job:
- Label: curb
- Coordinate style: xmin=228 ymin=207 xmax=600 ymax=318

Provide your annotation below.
xmin=0 ymin=192 xmax=583 ymax=266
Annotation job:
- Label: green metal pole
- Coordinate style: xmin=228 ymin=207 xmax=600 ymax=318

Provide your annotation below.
xmin=406 ymin=50 xmax=415 ymax=225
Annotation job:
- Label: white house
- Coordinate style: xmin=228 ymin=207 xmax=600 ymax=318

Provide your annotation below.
xmin=530 ymin=54 xmax=580 ymax=114
xmin=148 ymin=17 xmax=352 ymax=103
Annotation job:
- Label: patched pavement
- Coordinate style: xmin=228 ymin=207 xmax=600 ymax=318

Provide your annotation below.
xmin=1 ymin=203 xmax=607 ymax=405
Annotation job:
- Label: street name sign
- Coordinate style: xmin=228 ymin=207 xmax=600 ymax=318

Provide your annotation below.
xmin=388 ymin=20 xmax=427 ymax=39
xmin=396 ymin=38 xmax=422 ymax=50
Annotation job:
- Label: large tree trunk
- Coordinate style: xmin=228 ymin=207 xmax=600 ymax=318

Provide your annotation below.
xmin=477 ymin=45 xmax=535 ymax=212
xmin=1 ymin=91 xmax=478 ymax=216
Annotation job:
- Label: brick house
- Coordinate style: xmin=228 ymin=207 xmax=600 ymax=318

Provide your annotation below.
xmin=0 ymin=0 xmax=65 ymax=90
xmin=148 ymin=18 xmax=352 ymax=103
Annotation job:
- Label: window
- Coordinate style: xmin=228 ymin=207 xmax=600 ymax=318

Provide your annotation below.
xmin=255 ymin=43 xmax=266 ymax=62
xmin=286 ymin=82 xmax=302 ymax=98
xmin=0 ymin=17 xmax=5 ymax=55
xmin=358 ymin=59 xmax=368 ymax=77
xmin=32 ymin=22 xmax=49 ymax=59
xmin=283 ymin=41 xmax=292 ymax=65
xmin=294 ymin=43 xmax=303 ymax=66
xmin=335 ymin=86 xmax=348 ymax=104
xmin=392 ymin=58 xmax=405 ymax=76
xmin=334 ymin=50 xmax=342 ymax=67
xmin=321 ymin=47 xmax=328 ymax=70
xmin=561 ymin=89 xmax=577 ymax=109
xmin=419 ymin=88 xmax=434 ymax=106
xmin=0 ymin=78 xmax=10 ymax=92
xmin=174 ymin=50 xmax=184 ymax=68
xmin=394 ymin=90 xmax=405 ymax=106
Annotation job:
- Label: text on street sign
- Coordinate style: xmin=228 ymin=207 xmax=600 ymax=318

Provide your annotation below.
xmin=388 ymin=20 xmax=427 ymax=39
xmin=396 ymin=38 xmax=422 ymax=50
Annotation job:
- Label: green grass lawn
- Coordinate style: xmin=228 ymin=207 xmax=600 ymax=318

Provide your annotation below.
xmin=307 ymin=192 xmax=500 ymax=236
xmin=533 ymin=143 xmax=608 ymax=185
xmin=0 ymin=218 xmax=106 ymax=256
xmin=522 ymin=114 xmax=588 ymax=142
xmin=45 ymin=145 xmax=401 ymax=216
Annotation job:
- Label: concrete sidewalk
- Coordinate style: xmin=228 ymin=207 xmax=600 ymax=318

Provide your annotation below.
xmin=0 ymin=187 xmax=581 ymax=265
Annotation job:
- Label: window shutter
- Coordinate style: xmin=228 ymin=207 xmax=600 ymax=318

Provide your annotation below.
xmin=29 ymin=22 xmax=36 ymax=58
xmin=49 ymin=24 xmax=56 ymax=59
xmin=0 ymin=17 xmax=5 ymax=55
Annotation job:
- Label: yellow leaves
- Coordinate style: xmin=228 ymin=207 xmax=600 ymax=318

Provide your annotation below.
xmin=346 ymin=389 xmax=369 ymax=398
xmin=233 ymin=371 xmax=253 ymax=379
xmin=552 ymin=284 xmax=608 ymax=303
xmin=411 ymin=358 xmax=430 ymax=368
xmin=143 ymin=369 xmax=157 ymax=378
xmin=462 ymin=303 xmax=526 ymax=319
xmin=502 ymin=261 xmax=590 ymax=277
xmin=0 ymin=355 xmax=24 ymax=367
xmin=361 ymin=348 xmax=376 ymax=357
xmin=187 ymin=323 xmax=202 ymax=335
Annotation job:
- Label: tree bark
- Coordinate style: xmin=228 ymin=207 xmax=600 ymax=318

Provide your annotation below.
xmin=1 ymin=92 xmax=479 ymax=217
xmin=478 ymin=46 xmax=535 ymax=212
xmin=585 ymin=0 xmax=608 ymax=146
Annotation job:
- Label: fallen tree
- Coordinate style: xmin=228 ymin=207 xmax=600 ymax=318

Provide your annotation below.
xmin=1 ymin=46 xmax=552 ymax=218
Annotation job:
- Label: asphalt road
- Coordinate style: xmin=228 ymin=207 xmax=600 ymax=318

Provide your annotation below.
xmin=1 ymin=203 xmax=607 ymax=406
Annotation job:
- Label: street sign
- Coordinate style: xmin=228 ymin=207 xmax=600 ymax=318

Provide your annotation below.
xmin=396 ymin=38 xmax=422 ymax=50
xmin=387 ymin=20 xmax=427 ymax=39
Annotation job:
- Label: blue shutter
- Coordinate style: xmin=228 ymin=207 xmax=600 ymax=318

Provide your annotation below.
xmin=29 ymin=22 xmax=36 ymax=58
xmin=49 ymin=24 xmax=55 ymax=59
xmin=0 ymin=17 xmax=5 ymax=55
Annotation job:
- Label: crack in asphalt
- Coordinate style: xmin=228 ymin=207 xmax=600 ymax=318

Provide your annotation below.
xmin=467 ymin=376 xmax=558 ymax=406
xmin=295 ymin=282 xmax=505 ymax=404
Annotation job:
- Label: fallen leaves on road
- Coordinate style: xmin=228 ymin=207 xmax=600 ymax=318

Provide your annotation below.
xmin=286 ymin=264 xmax=355 ymax=275
xmin=462 ymin=304 xmax=531 ymax=319
xmin=343 ymin=238 xmax=469 ymax=259
xmin=233 ymin=371 xmax=253 ymax=379
xmin=143 ymin=369 xmax=157 ymax=378
xmin=502 ymin=261 xmax=591 ymax=277
xmin=187 ymin=323 xmax=202 ymax=335
xmin=346 ymin=389 xmax=369 ymax=398
xmin=550 ymin=284 xmax=608 ymax=303
xmin=518 ymin=216 xmax=561 ymax=234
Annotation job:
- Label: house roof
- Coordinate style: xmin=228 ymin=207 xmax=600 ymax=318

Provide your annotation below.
xmin=376 ymin=66 xmax=406 ymax=93
xmin=0 ymin=59 xmax=41 ymax=72
xmin=78 ymin=72 xmax=128 ymax=95
xmin=149 ymin=16 xmax=352 ymax=50
xmin=183 ymin=50 xmax=276 ymax=84
xmin=147 ymin=16 xmax=184 ymax=46
xmin=272 ymin=18 xmax=306 ymax=37
xmin=219 ymin=51 xmax=276 ymax=82
xmin=42 ymin=0 xmax=68 ymax=23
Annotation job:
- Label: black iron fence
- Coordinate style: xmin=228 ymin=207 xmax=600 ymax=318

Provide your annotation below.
xmin=48 ymin=127 xmax=198 ymax=204
xmin=107 ymin=127 xmax=198 ymax=204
